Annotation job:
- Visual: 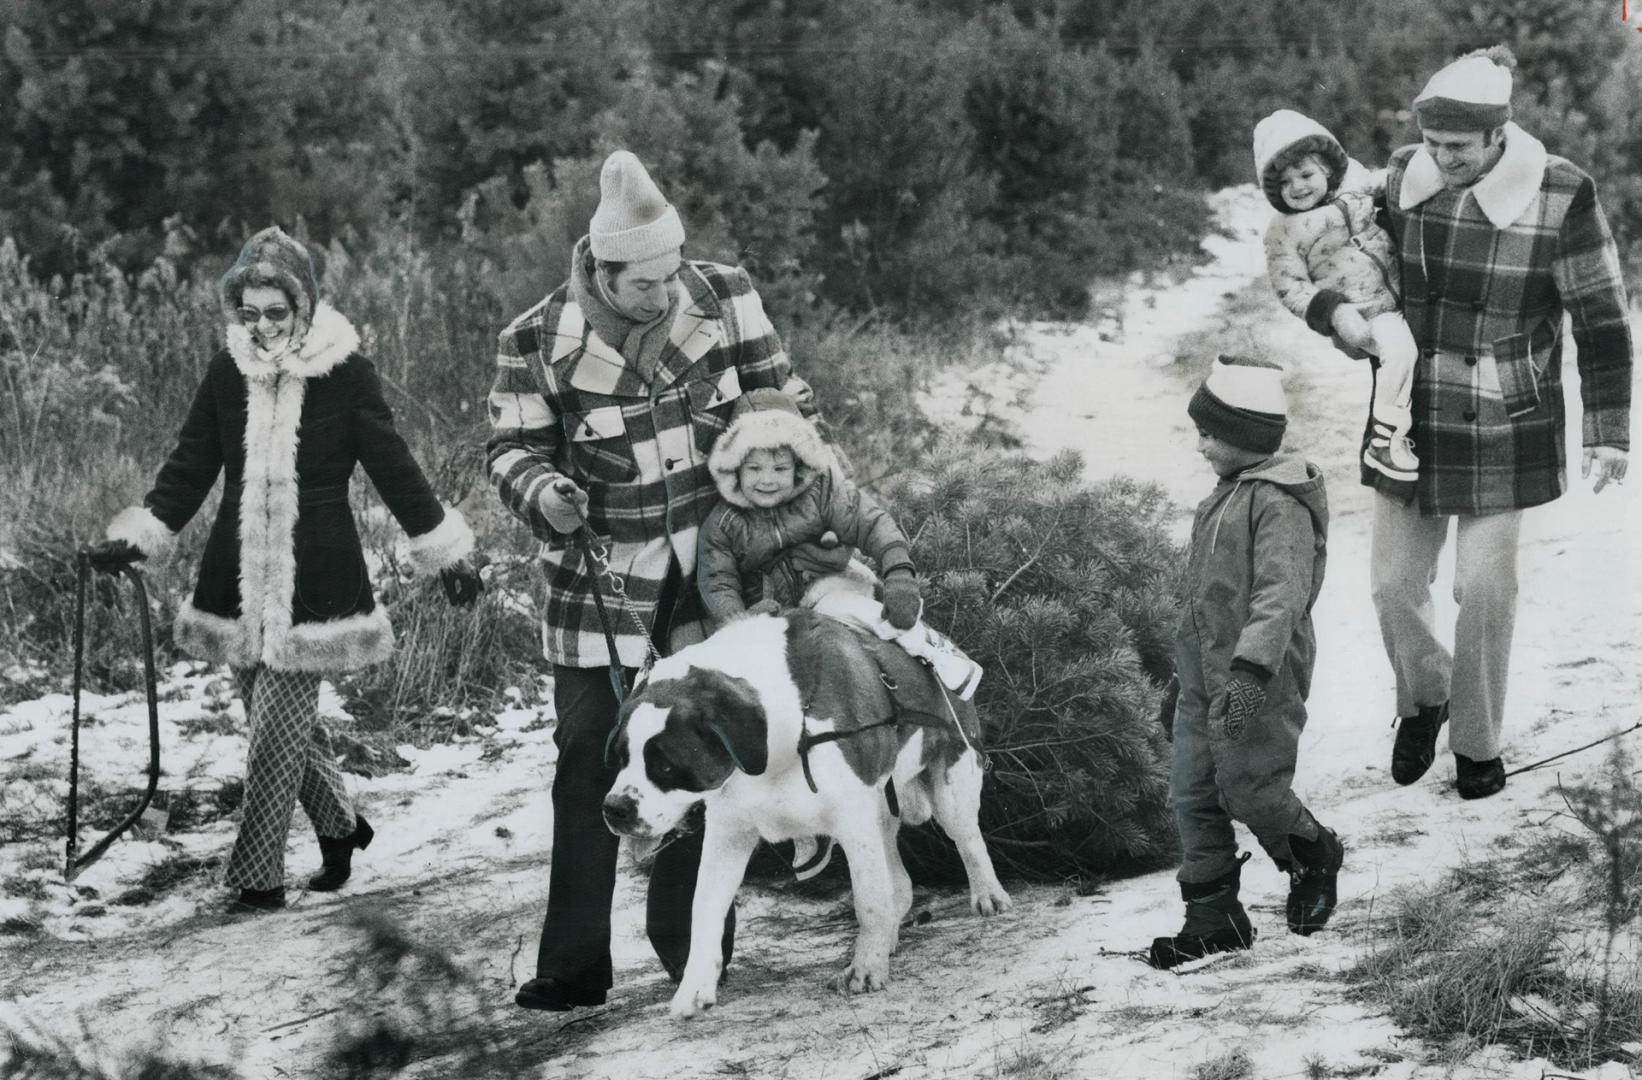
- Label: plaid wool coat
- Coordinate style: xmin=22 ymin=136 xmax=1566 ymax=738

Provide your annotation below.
xmin=1378 ymin=123 xmax=1632 ymax=515
xmin=487 ymin=256 xmax=802 ymax=668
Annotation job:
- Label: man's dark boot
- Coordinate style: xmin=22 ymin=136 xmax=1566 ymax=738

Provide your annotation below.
xmin=1285 ymin=826 xmax=1344 ymax=936
xmin=515 ymin=976 xmax=608 ymax=1012
xmin=308 ymin=815 xmax=374 ymax=892
xmin=1147 ymin=857 xmax=1256 ymax=969
xmin=1391 ymin=701 xmax=1448 ymax=785
xmin=1454 ymin=753 xmax=1506 ymax=800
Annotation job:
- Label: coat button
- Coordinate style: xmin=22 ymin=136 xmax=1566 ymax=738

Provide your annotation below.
xmin=1463 ymin=410 xmax=1477 ymax=421
xmin=664 ymin=457 xmax=680 ymax=470
xmin=1464 ymin=355 xmax=1477 ymax=367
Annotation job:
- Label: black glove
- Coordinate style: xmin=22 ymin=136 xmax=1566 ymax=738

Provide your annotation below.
xmin=1158 ymin=674 xmax=1181 ymax=744
xmin=439 ymin=560 xmax=483 ymax=607
xmin=878 ymin=569 xmax=923 ymax=631
xmin=1218 ymin=665 xmax=1270 ymax=740
xmin=85 ymin=539 xmax=144 ymax=575
xmin=784 ymin=533 xmax=852 ymax=579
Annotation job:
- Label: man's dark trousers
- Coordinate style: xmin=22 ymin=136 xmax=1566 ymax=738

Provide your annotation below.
xmin=535 ymin=663 xmax=735 ymax=989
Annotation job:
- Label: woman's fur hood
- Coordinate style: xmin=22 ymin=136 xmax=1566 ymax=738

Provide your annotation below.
xmin=708 ymin=400 xmax=838 ymax=508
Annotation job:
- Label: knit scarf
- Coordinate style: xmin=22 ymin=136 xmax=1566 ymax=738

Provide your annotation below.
xmin=569 ymin=237 xmax=679 ymax=384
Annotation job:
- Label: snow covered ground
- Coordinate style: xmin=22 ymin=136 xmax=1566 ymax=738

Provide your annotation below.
xmin=4 ymin=185 xmax=1641 ymax=1079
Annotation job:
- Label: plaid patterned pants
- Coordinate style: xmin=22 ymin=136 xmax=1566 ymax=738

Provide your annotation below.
xmin=222 ymin=666 xmax=357 ymax=890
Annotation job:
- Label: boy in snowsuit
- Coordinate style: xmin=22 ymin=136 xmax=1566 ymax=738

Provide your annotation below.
xmin=1148 ymin=355 xmax=1345 ymax=969
xmin=1256 ymin=109 xmax=1418 ymax=492
xmin=699 ymin=388 xmax=981 ymax=699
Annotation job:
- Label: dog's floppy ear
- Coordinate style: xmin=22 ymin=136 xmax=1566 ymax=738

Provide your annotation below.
xmin=685 ymin=666 xmax=769 ymax=776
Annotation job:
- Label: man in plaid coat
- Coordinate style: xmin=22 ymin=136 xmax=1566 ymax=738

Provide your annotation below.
xmin=1340 ymin=48 xmax=1632 ymax=800
xmin=487 ymin=151 xmax=836 ymax=1010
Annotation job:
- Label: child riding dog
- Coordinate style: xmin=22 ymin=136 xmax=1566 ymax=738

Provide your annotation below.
xmin=698 ymin=388 xmax=981 ymax=699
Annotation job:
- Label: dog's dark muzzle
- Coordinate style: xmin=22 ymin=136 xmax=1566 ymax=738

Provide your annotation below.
xmin=602 ymin=791 xmax=644 ymax=837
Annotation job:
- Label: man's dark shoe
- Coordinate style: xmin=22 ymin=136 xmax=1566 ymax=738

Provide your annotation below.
xmin=1285 ymin=827 xmax=1344 ymax=936
xmin=515 ymin=976 xmax=608 ymax=1011
xmin=1391 ymin=701 xmax=1449 ymax=785
xmin=1454 ymin=753 xmax=1506 ymax=799
xmin=1147 ymin=857 xmax=1256 ymax=969
xmin=228 ymin=886 xmax=286 ymax=913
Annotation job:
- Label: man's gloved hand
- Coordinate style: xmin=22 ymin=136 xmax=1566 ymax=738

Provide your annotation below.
xmin=540 ymin=477 xmax=589 ymax=535
xmin=439 ymin=559 xmax=483 ymax=608
xmin=878 ymin=568 xmax=923 ymax=631
xmin=1217 ymin=663 xmax=1270 ymax=740
xmin=784 ymin=530 xmax=851 ymax=579
xmin=746 ymin=598 xmax=781 ymax=617
xmin=85 ymin=539 xmax=144 ymax=575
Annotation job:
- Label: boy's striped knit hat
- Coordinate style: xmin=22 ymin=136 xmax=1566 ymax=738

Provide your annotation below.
xmin=1414 ymin=48 xmax=1514 ymax=132
xmin=1188 ymin=355 xmax=1288 ymax=454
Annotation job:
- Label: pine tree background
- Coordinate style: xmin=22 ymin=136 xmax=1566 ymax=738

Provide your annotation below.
xmin=883 ymin=445 xmax=1184 ymax=887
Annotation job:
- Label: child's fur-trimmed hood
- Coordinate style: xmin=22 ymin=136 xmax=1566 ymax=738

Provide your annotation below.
xmin=708 ymin=406 xmax=838 ymax=508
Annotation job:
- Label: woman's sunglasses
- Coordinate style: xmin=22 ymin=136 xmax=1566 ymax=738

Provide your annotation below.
xmin=237 ymin=303 xmax=292 ymax=325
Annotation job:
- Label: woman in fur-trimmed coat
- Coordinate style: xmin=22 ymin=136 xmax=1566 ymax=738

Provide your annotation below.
xmin=88 ymin=227 xmax=482 ymax=913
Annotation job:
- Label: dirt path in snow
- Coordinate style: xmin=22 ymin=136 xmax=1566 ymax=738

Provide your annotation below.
xmin=6 ymin=186 xmax=1642 ymax=1080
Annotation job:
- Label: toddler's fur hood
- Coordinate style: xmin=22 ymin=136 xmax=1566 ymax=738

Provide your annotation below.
xmin=708 ymin=406 xmax=837 ymax=508
xmin=1254 ymin=109 xmax=1351 ymax=213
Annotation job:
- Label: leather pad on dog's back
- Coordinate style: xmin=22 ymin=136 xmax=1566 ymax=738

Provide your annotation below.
xmin=786 ymin=612 xmax=978 ymax=783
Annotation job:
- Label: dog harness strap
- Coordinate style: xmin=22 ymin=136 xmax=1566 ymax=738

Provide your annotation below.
xmin=796 ymin=715 xmax=900 ymax=795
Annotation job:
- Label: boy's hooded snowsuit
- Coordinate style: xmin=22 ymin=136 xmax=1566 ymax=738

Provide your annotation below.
xmin=1172 ymin=452 xmax=1331 ymax=883
xmin=1256 ymin=109 xmax=1401 ymax=337
xmin=699 ymin=391 xmax=913 ymax=622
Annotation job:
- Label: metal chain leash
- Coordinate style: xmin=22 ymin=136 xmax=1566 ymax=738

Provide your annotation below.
xmin=577 ymin=525 xmax=661 ymax=669
xmin=556 ymin=479 xmax=660 ymax=674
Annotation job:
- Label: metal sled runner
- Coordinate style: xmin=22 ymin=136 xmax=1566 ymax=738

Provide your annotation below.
xmin=64 ymin=553 xmax=162 ymax=882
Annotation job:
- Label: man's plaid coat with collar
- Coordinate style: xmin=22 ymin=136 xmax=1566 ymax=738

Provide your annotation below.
xmin=1377 ymin=125 xmax=1632 ymax=516
xmin=487 ymin=258 xmax=802 ymax=668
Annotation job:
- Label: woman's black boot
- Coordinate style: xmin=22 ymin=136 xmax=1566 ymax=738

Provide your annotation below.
xmin=309 ymin=815 xmax=374 ymax=891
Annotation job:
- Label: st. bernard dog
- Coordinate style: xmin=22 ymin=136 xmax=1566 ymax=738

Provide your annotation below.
xmin=602 ymin=606 xmax=1012 ymax=1018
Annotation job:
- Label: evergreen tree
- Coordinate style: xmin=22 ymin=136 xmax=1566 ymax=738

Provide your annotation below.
xmin=884 ymin=445 xmax=1183 ymax=885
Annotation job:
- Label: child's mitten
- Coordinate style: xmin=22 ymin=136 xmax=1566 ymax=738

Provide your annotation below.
xmin=1218 ymin=662 xmax=1270 ymax=739
xmin=879 ymin=569 xmax=923 ymax=631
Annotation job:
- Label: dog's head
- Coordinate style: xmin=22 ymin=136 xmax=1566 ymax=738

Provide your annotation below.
xmin=602 ymin=665 xmax=769 ymax=838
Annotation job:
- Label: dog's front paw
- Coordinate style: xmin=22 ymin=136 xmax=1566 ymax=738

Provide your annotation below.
xmin=972 ymin=883 xmax=1013 ymax=917
xmin=669 ymin=977 xmax=718 ymax=1019
xmin=839 ymin=956 xmax=890 ymax=995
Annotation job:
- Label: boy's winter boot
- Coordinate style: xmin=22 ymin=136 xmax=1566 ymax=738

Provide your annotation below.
xmin=308 ymin=815 xmax=374 ymax=892
xmin=1391 ymin=701 xmax=1448 ymax=785
xmin=1147 ymin=857 xmax=1256 ymax=969
xmin=897 ymin=623 xmax=984 ymax=700
xmin=1284 ymin=826 xmax=1344 ymax=935
xmin=1364 ymin=422 xmax=1419 ymax=480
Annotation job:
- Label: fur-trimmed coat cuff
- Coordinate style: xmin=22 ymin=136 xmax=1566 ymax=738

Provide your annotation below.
xmin=106 ymin=506 xmax=178 ymax=561
xmin=406 ymin=506 xmax=475 ymax=574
